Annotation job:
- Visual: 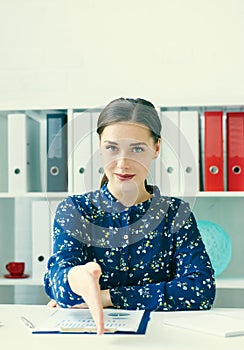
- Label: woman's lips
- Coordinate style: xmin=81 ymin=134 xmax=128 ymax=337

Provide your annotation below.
xmin=115 ymin=173 xmax=135 ymax=181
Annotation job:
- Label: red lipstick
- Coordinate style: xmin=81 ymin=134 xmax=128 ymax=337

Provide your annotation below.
xmin=115 ymin=173 xmax=135 ymax=181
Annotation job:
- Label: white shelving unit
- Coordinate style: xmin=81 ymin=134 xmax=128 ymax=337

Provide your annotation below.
xmin=0 ymin=106 xmax=243 ymax=307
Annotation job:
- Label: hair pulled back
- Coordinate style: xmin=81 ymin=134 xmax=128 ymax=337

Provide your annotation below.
xmin=97 ymin=97 xmax=162 ymax=187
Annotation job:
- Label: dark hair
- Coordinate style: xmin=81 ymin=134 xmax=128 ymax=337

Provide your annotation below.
xmin=97 ymin=97 xmax=162 ymax=187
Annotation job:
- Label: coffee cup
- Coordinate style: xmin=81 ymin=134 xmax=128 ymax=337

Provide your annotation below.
xmin=5 ymin=262 xmax=25 ymax=276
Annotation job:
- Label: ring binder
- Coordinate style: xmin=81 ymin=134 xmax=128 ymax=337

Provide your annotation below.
xmin=46 ymin=113 xmax=68 ymax=192
xmin=227 ymin=112 xmax=244 ymax=191
xmin=203 ymin=111 xmax=224 ymax=191
xmin=8 ymin=113 xmax=41 ymax=193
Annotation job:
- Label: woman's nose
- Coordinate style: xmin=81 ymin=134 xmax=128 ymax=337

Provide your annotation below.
xmin=116 ymin=155 xmax=130 ymax=169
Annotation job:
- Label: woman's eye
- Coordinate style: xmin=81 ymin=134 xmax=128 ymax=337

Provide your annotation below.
xmin=132 ymin=146 xmax=144 ymax=153
xmin=106 ymin=145 xmax=118 ymax=152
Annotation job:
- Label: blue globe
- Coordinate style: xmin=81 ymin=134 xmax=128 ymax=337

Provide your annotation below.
xmin=197 ymin=220 xmax=232 ymax=277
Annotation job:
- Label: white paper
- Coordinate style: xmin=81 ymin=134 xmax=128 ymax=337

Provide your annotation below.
xmin=164 ymin=311 xmax=244 ymax=337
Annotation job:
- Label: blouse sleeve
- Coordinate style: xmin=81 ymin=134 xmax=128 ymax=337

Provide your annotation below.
xmin=109 ymin=201 xmax=216 ymax=311
xmin=44 ymin=196 xmax=90 ymax=307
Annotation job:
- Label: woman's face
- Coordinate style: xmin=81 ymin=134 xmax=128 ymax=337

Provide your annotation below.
xmin=99 ymin=122 xmax=160 ymax=194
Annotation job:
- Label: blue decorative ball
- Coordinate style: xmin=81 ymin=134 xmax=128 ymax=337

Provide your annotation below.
xmin=197 ymin=220 xmax=232 ymax=277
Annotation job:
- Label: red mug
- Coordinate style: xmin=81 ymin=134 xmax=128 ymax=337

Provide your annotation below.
xmin=6 ymin=262 xmax=25 ymax=276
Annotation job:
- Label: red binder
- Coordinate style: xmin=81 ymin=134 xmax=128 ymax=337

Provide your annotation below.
xmin=204 ymin=111 xmax=224 ymax=191
xmin=227 ymin=112 xmax=244 ymax=191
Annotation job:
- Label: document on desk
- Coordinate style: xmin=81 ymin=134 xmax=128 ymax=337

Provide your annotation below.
xmin=164 ymin=310 xmax=244 ymax=337
xmin=32 ymin=308 xmax=150 ymax=334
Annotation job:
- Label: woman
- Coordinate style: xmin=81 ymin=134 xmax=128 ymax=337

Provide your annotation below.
xmin=44 ymin=97 xmax=216 ymax=335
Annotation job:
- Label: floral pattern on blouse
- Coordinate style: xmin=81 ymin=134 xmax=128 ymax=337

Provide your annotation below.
xmin=44 ymin=183 xmax=216 ymax=311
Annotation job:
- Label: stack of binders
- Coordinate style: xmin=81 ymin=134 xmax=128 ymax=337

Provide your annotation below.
xmin=8 ymin=113 xmax=41 ymax=193
xmin=8 ymin=112 xmax=68 ymax=193
xmin=160 ymin=110 xmax=200 ymax=196
xmin=201 ymin=110 xmax=244 ymax=191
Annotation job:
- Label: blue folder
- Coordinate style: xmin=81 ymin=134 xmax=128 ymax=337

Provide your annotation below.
xmin=32 ymin=309 xmax=150 ymax=335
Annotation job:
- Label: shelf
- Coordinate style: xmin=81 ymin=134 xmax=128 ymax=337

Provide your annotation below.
xmin=216 ymin=278 xmax=244 ymax=289
xmin=180 ymin=192 xmax=244 ymax=198
xmin=0 ymin=277 xmax=43 ymax=286
xmin=197 ymin=192 xmax=244 ymax=198
xmin=1 ymin=191 xmax=244 ymax=199
xmin=0 ymin=192 xmax=68 ymax=198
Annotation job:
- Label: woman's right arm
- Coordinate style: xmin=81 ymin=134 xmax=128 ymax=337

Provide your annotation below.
xmin=44 ymin=196 xmax=114 ymax=334
xmin=44 ymin=196 xmax=96 ymax=307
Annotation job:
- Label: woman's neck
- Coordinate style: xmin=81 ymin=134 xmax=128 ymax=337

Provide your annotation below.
xmin=107 ymin=182 xmax=152 ymax=207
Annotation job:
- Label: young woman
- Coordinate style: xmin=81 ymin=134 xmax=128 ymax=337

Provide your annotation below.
xmin=44 ymin=98 xmax=216 ymax=334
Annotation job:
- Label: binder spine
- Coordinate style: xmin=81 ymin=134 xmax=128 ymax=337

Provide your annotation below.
xmin=0 ymin=114 xmax=8 ymax=192
xmin=8 ymin=114 xmax=28 ymax=193
xmin=27 ymin=116 xmax=41 ymax=192
xmin=227 ymin=112 xmax=244 ymax=191
xmin=32 ymin=201 xmax=51 ymax=281
xmin=160 ymin=110 xmax=180 ymax=196
xmin=91 ymin=111 xmax=104 ymax=190
xmin=203 ymin=111 xmax=224 ymax=191
xmin=72 ymin=111 xmax=93 ymax=193
xmin=46 ymin=113 xmax=68 ymax=192
xmin=179 ymin=111 xmax=200 ymax=196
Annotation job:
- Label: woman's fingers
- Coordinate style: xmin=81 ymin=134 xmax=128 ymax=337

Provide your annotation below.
xmin=71 ymin=302 xmax=88 ymax=309
xmin=81 ymin=264 xmax=104 ymax=335
xmin=68 ymin=262 xmax=104 ymax=335
xmin=50 ymin=262 xmax=106 ymax=334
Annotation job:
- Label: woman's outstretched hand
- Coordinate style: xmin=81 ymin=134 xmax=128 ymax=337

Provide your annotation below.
xmin=67 ymin=262 xmax=112 ymax=335
xmin=48 ymin=262 xmax=113 ymax=334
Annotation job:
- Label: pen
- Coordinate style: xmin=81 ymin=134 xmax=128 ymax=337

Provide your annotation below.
xmin=20 ymin=316 xmax=35 ymax=329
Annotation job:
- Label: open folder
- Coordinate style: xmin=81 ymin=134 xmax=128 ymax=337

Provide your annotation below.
xmin=32 ymin=308 xmax=150 ymax=334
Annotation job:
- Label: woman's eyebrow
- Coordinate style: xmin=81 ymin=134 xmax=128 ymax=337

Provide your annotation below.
xmin=103 ymin=140 xmax=119 ymax=145
xmin=103 ymin=140 xmax=148 ymax=147
xmin=129 ymin=142 xmax=148 ymax=147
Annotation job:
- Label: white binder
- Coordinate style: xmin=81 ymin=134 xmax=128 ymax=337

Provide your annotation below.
xmin=160 ymin=111 xmax=180 ymax=196
xmin=179 ymin=111 xmax=200 ymax=196
xmin=0 ymin=114 xmax=8 ymax=192
xmin=91 ymin=111 xmax=103 ymax=190
xmin=31 ymin=200 xmax=52 ymax=281
xmin=8 ymin=113 xmax=41 ymax=193
xmin=49 ymin=199 xmax=60 ymax=254
xmin=72 ymin=111 xmax=93 ymax=193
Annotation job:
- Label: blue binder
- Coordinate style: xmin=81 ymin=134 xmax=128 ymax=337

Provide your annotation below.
xmin=46 ymin=113 xmax=68 ymax=192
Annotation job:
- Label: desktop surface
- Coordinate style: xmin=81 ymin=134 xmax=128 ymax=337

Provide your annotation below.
xmin=1 ymin=304 xmax=244 ymax=350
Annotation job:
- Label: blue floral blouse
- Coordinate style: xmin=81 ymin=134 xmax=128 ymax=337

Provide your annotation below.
xmin=44 ymin=183 xmax=216 ymax=311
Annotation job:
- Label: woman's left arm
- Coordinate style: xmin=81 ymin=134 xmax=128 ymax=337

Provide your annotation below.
xmin=109 ymin=207 xmax=216 ymax=311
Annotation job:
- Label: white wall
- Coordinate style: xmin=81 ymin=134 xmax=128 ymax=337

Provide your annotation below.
xmin=0 ymin=0 xmax=243 ymax=109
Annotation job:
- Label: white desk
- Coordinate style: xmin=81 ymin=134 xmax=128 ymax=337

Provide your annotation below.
xmin=1 ymin=305 xmax=244 ymax=350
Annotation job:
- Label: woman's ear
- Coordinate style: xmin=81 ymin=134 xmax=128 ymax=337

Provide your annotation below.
xmin=153 ymin=138 xmax=161 ymax=159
